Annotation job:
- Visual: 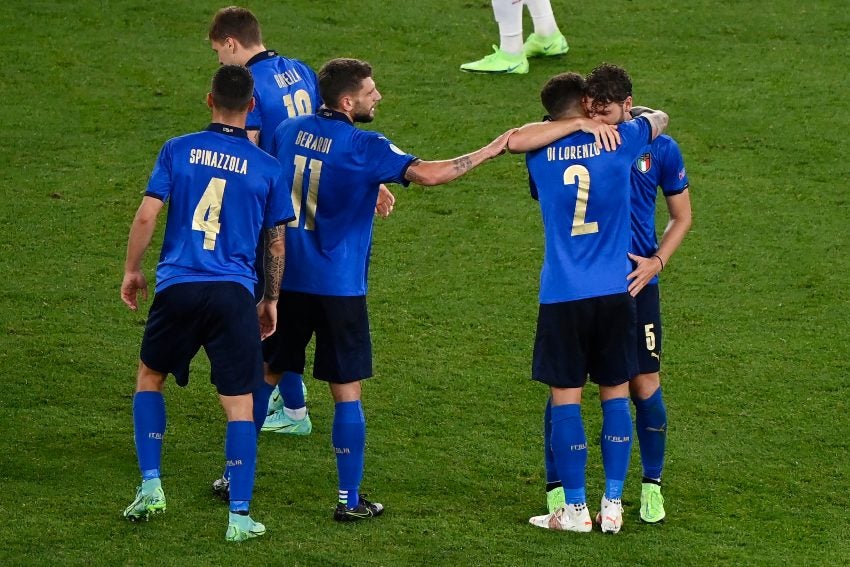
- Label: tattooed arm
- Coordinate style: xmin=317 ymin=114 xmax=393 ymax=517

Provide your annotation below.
xmin=403 ymin=129 xmax=515 ymax=186
xmin=257 ymin=224 xmax=286 ymax=339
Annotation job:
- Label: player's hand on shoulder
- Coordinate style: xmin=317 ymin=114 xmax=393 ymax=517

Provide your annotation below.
xmin=581 ymin=119 xmax=620 ymax=152
xmin=121 ymin=271 xmax=148 ymax=311
xmin=486 ymin=128 xmax=518 ymax=159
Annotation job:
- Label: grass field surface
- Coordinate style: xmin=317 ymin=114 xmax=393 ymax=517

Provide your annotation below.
xmin=0 ymin=1 xmax=847 ymax=565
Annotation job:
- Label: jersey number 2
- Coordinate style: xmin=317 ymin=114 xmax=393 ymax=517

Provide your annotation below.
xmin=192 ymin=177 xmax=226 ymax=250
xmin=288 ymin=155 xmax=322 ymax=230
xmin=564 ymin=165 xmax=599 ymax=236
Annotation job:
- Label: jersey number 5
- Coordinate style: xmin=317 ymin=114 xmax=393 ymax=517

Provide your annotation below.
xmin=288 ymin=155 xmax=322 ymax=230
xmin=564 ymin=165 xmax=599 ymax=236
xmin=192 ymin=177 xmax=226 ymax=250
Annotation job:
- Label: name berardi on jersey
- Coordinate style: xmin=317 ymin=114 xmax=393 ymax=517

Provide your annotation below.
xmin=189 ymin=148 xmax=248 ymax=174
xmin=546 ymin=143 xmax=601 ymax=162
xmin=295 ymin=130 xmax=333 ymax=154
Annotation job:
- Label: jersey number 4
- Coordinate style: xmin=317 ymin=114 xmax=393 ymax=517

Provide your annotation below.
xmin=192 ymin=177 xmax=226 ymax=250
xmin=564 ymin=165 xmax=599 ymax=236
xmin=288 ymin=155 xmax=322 ymax=230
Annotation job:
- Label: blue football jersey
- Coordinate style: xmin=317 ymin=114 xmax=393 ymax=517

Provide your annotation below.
xmin=526 ymin=117 xmax=652 ymax=303
xmin=246 ymin=50 xmax=321 ymax=154
xmin=630 ymin=134 xmax=689 ymax=284
xmin=145 ymin=123 xmax=295 ymax=294
xmin=272 ymin=108 xmax=417 ymax=296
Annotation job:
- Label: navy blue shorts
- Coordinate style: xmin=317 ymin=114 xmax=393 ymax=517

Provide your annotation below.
xmin=532 ymin=292 xmax=638 ymax=388
xmin=140 ymin=282 xmax=263 ymax=396
xmin=635 ymin=283 xmax=662 ymax=374
xmin=263 ymin=291 xmax=372 ymax=383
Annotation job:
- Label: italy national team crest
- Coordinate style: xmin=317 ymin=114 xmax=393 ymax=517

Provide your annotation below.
xmin=636 ymin=153 xmax=651 ymax=173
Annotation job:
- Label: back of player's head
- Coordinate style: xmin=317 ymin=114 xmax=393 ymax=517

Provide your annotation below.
xmin=585 ymin=63 xmax=633 ymax=106
xmin=318 ymin=58 xmax=373 ymax=108
xmin=540 ymin=72 xmax=586 ymax=119
xmin=211 ymin=64 xmax=254 ymax=112
xmin=208 ymin=6 xmax=262 ymax=47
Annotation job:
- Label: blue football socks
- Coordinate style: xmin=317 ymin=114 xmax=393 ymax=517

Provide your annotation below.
xmin=252 ymin=380 xmax=275 ymax=434
xmin=600 ymin=397 xmax=633 ymax=500
xmin=332 ymin=400 xmax=366 ymax=508
xmin=543 ymin=397 xmax=560 ymax=484
xmin=133 ymin=391 xmax=166 ymax=481
xmin=550 ymin=403 xmax=587 ymax=504
xmin=279 ymin=371 xmax=306 ymax=410
xmin=226 ymin=420 xmax=257 ymax=512
xmin=633 ymin=387 xmax=667 ymax=481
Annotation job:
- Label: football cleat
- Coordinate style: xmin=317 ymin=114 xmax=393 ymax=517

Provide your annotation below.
xmin=460 ymin=46 xmax=529 ymax=74
xmin=529 ymin=504 xmax=593 ymax=532
xmin=266 ymin=386 xmax=283 ymax=415
xmin=123 ymin=478 xmax=166 ymax=521
xmin=640 ymin=482 xmax=666 ymax=523
xmin=333 ymin=496 xmax=384 ymax=522
xmin=225 ymin=512 xmax=266 ymax=542
xmin=522 ymin=31 xmax=569 ymax=58
xmin=546 ymin=486 xmax=566 ymax=514
xmin=261 ymin=409 xmax=312 ymax=435
xmin=596 ymin=496 xmax=624 ymax=534
xmin=266 ymin=382 xmax=309 ymax=415
xmin=212 ymin=475 xmax=230 ymax=502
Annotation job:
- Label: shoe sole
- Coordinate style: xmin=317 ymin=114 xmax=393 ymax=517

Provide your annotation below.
xmin=226 ymin=529 xmax=265 ymax=542
xmin=525 ymin=50 xmax=569 ymax=58
xmin=261 ymin=426 xmax=311 ymax=435
xmin=334 ymin=509 xmax=384 ymax=522
xmin=124 ymin=506 xmax=166 ymax=522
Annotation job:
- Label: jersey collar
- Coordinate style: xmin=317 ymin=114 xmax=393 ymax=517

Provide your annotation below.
xmin=245 ymin=50 xmax=278 ymax=67
xmin=206 ymin=123 xmax=248 ymax=138
xmin=317 ymin=106 xmax=352 ymax=124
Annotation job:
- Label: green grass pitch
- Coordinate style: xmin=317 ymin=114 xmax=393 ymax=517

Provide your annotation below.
xmin=0 ymin=1 xmax=847 ymax=565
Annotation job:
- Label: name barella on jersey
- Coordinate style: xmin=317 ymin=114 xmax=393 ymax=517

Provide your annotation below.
xmin=630 ymin=134 xmax=689 ymax=284
xmin=271 ymin=108 xmax=417 ymax=296
xmin=246 ymin=50 xmax=322 ymax=154
xmin=526 ymin=117 xmax=652 ymax=304
xmin=145 ymin=123 xmax=295 ymax=294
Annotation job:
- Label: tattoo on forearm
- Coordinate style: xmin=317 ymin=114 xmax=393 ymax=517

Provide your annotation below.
xmin=263 ymin=226 xmax=286 ymax=300
xmin=452 ymin=156 xmax=473 ymax=175
xmin=405 ymin=164 xmax=426 ymax=184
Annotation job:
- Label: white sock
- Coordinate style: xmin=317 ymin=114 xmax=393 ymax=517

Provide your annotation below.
xmin=284 ymin=406 xmax=307 ymax=420
xmin=525 ymin=0 xmax=560 ymax=37
xmin=492 ymin=0 xmax=524 ymax=54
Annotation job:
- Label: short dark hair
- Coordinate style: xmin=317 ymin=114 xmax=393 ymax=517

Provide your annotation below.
xmin=585 ymin=63 xmax=632 ymax=111
xmin=318 ymin=58 xmax=373 ymax=108
xmin=540 ymin=72 xmax=586 ymax=119
xmin=211 ymin=64 xmax=254 ymax=111
xmin=208 ymin=6 xmax=262 ymax=47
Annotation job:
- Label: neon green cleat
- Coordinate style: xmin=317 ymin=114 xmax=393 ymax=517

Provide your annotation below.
xmin=640 ymin=482 xmax=666 ymax=523
xmin=266 ymin=382 xmax=309 ymax=415
xmin=266 ymin=386 xmax=283 ymax=415
xmin=261 ymin=409 xmax=312 ymax=435
xmin=546 ymin=486 xmax=566 ymax=514
xmin=225 ymin=512 xmax=266 ymax=542
xmin=460 ymin=46 xmax=529 ymax=74
xmin=123 ymin=478 xmax=166 ymax=521
xmin=523 ymin=32 xmax=569 ymax=58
